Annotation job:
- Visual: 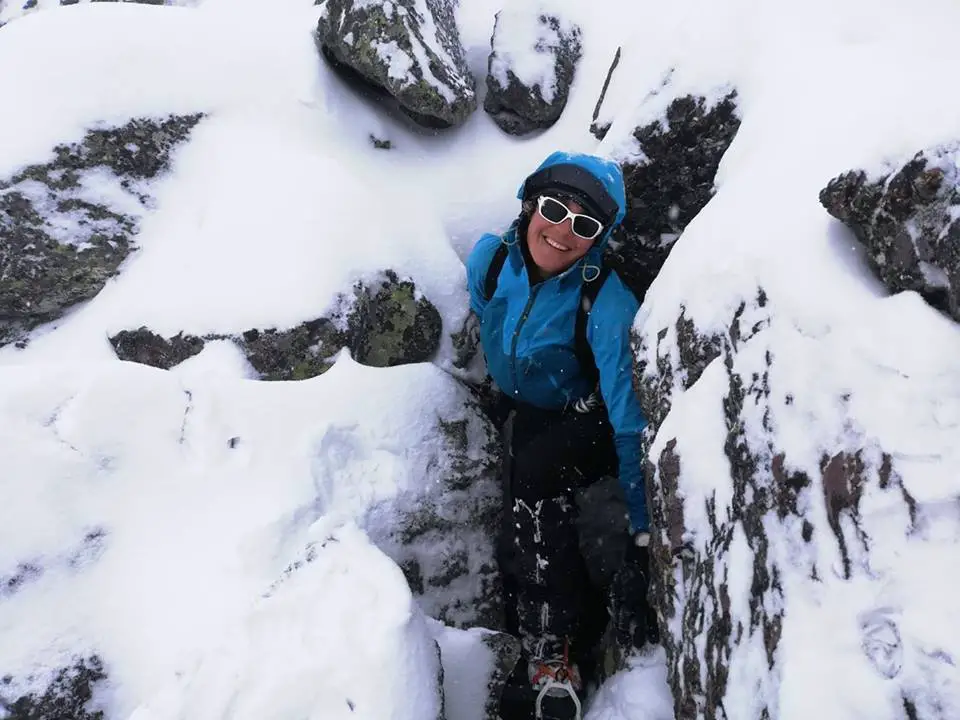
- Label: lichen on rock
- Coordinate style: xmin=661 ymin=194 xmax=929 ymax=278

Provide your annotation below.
xmin=109 ymin=270 xmax=442 ymax=379
xmin=316 ymin=0 xmax=476 ymax=129
xmin=347 ymin=270 xmax=442 ymax=368
xmin=0 ymin=114 xmax=203 ymax=348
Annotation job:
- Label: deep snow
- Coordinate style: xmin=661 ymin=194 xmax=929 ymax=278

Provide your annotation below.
xmin=2 ymin=0 xmax=960 ymax=717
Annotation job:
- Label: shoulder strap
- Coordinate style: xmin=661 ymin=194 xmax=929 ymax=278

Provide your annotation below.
xmin=483 ymin=242 xmax=509 ymax=301
xmin=574 ymin=265 xmax=613 ymax=385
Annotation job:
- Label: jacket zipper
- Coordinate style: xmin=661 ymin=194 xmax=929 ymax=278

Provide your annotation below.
xmin=510 ymin=284 xmax=541 ymax=394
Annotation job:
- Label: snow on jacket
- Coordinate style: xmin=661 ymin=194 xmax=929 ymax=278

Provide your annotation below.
xmin=466 ymin=151 xmax=651 ymax=532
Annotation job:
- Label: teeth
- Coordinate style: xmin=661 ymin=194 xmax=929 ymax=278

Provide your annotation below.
xmin=543 ymin=235 xmax=569 ymax=251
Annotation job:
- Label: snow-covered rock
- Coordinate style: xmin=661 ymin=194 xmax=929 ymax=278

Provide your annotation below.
xmin=0 ymin=114 xmax=202 ymax=349
xmin=0 ymin=0 xmax=189 ymax=27
xmin=597 ymin=79 xmax=741 ymax=301
xmin=637 ymin=290 xmax=960 ymax=718
xmin=431 ymin=621 xmax=521 ymax=720
xmin=315 ymin=0 xmax=476 ymax=129
xmin=483 ymin=3 xmax=581 ymax=136
xmin=820 ymin=143 xmax=960 ymax=323
xmin=110 ymin=271 xmax=443 ymax=378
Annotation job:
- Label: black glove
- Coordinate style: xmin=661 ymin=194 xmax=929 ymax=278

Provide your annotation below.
xmin=609 ymin=533 xmax=660 ymax=649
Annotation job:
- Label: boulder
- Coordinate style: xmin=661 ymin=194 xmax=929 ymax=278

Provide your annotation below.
xmin=483 ymin=5 xmax=582 ymax=135
xmin=110 ymin=328 xmax=205 ymax=370
xmin=315 ymin=0 xmax=476 ymax=129
xmin=0 ymin=114 xmax=203 ymax=349
xmin=238 ymin=319 xmax=345 ymax=381
xmin=820 ymin=143 xmax=960 ymax=321
xmin=599 ymin=88 xmax=741 ymax=301
xmin=347 ymin=270 xmax=442 ymax=368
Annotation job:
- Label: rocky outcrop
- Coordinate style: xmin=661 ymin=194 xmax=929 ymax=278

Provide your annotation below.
xmin=110 ymin=328 xmax=205 ymax=370
xmin=634 ymin=288 xmax=951 ymax=717
xmin=483 ymin=5 xmax=582 ymax=135
xmin=0 ymin=114 xmax=203 ymax=349
xmin=0 ymin=654 xmax=107 ymax=720
xmin=600 ymin=87 xmax=741 ymax=301
xmin=372 ymin=403 xmax=504 ymax=629
xmin=820 ymin=143 xmax=960 ymax=321
xmin=109 ymin=271 xmax=442 ymax=378
xmin=1 ymin=529 xmax=107 ymax=602
xmin=315 ymin=0 xmax=476 ymax=129
xmin=238 ymin=318 xmax=345 ymax=381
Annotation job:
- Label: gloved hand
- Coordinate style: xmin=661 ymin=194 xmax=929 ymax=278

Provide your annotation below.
xmin=609 ymin=533 xmax=660 ymax=649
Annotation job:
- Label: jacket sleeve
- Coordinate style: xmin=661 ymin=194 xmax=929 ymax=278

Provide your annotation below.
xmin=466 ymin=232 xmax=503 ymax=317
xmin=586 ymin=276 xmax=651 ymax=533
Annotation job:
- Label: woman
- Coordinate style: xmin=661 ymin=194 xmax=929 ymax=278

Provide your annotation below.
xmin=467 ymin=151 xmax=655 ymax=710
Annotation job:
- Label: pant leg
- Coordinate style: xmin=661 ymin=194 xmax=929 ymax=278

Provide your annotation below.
xmin=506 ymin=404 xmax=618 ymax=659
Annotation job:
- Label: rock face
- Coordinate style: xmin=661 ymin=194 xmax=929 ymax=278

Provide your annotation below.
xmin=1 ymin=654 xmax=107 ymax=720
xmin=316 ymin=0 xmax=476 ymax=129
xmin=634 ymin=288 xmax=956 ymax=717
xmin=238 ymin=319 xmax=345 ymax=381
xmin=109 ymin=328 xmax=205 ymax=370
xmin=0 ymin=114 xmax=203 ymax=349
xmin=347 ymin=270 xmax=443 ymax=367
xmin=600 ymin=88 xmax=741 ymax=301
xmin=483 ymin=5 xmax=582 ymax=135
xmin=109 ymin=271 xmax=442 ymax=378
xmin=372 ymin=405 xmax=504 ymax=629
xmin=820 ymin=143 xmax=960 ymax=321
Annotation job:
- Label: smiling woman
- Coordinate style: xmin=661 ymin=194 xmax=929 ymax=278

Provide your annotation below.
xmin=526 ymin=194 xmax=603 ymax=280
xmin=466 ymin=150 xmax=656 ymax=717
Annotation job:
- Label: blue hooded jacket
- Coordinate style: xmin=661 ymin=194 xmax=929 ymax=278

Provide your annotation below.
xmin=466 ymin=151 xmax=650 ymax=532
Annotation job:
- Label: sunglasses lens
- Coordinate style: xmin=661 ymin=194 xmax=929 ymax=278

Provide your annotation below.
xmin=539 ymin=196 xmax=569 ymax=223
xmin=572 ymin=215 xmax=602 ymax=239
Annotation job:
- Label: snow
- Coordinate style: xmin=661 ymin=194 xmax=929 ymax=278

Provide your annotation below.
xmin=377 ymin=39 xmax=415 ymax=83
xmin=0 ymin=352 xmax=489 ymax=718
xmin=585 ymin=647 xmax=673 ymax=720
xmin=128 ymin=522 xmax=443 ymax=720
xmin=2 ymin=0 xmax=960 ymax=717
xmin=487 ymin=1 xmax=578 ymax=105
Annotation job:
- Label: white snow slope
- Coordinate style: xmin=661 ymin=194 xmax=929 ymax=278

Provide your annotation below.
xmin=1 ymin=0 xmax=960 ymax=718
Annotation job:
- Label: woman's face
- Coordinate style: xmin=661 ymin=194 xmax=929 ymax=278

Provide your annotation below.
xmin=525 ymin=195 xmax=601 ymax=277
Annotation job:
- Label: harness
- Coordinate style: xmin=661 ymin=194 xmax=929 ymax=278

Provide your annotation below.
xmin=482 ymin=241 xmax=613 ymax=394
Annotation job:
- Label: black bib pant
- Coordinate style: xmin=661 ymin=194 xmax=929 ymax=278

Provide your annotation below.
xmin=499 ymin=398 xmax=621 ymax=662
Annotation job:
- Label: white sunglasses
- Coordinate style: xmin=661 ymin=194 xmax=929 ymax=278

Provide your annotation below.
xmin=536 ymin=195 xmax=604 ymax=240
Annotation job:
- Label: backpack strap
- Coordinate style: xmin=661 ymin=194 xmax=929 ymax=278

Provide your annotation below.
xmin=574 ymin=265 xmax=613 ymax=386
xmin=483 ymin=242 xmax=510 ymax=302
